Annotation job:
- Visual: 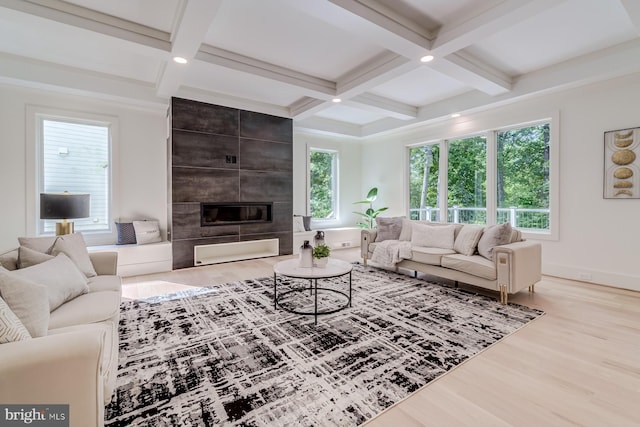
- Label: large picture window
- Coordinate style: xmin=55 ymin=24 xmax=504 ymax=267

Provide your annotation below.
xmin=408 ymin=120 xmax=552 ymax=235
xmin=309 ymin=149 xmax=337 ymax=220
xmin=35 ymin=114 xmax=113 ymax=235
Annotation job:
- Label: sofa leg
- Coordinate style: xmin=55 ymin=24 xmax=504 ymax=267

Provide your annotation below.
xmin=414 ymin=270 xmax=418 ymax=278
xmin=499 ymin=284 xmax=508 ymax=305
xmin=363 ymin=256 xmax=368 ymax=267
xmin=454 ymin=280 xmax=459 ymax=288
xmin=528 ymin=284 xmax=535 ymax=293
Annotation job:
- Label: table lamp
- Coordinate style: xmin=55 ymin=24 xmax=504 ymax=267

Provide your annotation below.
xmin=40 ymin=192 xmax=90 ymax=235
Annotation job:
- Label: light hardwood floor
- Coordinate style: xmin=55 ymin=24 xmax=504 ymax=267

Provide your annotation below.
xmin=122 ymin=248 xmax=640 ymax=427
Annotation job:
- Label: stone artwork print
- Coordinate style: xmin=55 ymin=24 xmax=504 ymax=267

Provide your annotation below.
xmin=105 ymin=263 xmax=542 ymax=426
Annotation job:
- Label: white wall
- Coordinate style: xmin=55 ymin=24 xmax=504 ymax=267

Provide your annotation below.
xmin=0 ymin=85 xmax=167 ymax=251
xmin=292 ymin=131 xmax=362 ymax=229
xmin=361 ymin=73 xmax=640 ymax=291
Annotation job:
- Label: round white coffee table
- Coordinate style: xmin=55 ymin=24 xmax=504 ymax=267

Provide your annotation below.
xmin=273 ymin=258 xmax=353 ymax=324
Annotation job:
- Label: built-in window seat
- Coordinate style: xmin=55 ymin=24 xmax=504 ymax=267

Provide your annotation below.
xmin=88 ymin=241 xmax=172 ymax=277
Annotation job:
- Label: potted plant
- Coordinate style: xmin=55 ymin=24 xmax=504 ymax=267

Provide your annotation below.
xmin=312 ymin=244 xmax=331 ymax=268
xmin=353 ymin=187 xmax=388 ymax=229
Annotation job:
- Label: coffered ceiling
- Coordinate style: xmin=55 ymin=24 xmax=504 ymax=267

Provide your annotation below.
xmin=1 ymin=0 xmax=639 ymax=137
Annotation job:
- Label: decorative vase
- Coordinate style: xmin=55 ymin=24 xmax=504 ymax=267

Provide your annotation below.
xmin=299 ymin=240 xmax=313 ymax=268
xmin=314 ymin=257 xmax=328 ymax=268
xmin=314 ymin=230 xmax=325 ymax=247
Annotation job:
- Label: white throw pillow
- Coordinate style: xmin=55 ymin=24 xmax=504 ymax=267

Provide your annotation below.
xmin=10 ymin=253 xmax=89 ymax=311
xmin=453 ymin=225 xmax=484 ymax=256
xmin=0 ymin=296 xmax=32 ymax=343
xmin=0 ymin=273 xmax=49 ymax=337
xmin=411 ymin=223 xmax=456 ymax=250
xmin=293 ymin=216 xmax=306 ymax=233
xmin=399 ymin=218 xmax=413 ymax=241
xmin=133 ymin=220 xmax=162 ymax=245
xmin=50 ymin=232 xmax=97 ymax=278
xmin=477 ymin=222 xmax=513 ymax=260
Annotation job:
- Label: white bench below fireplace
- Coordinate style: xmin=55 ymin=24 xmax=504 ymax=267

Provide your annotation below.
xmin=293 ymin=227 xmax=361 ymax=254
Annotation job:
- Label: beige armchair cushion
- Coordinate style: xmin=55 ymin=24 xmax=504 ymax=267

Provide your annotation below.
xmin=0 ymin=273 xmax=50 ymax=337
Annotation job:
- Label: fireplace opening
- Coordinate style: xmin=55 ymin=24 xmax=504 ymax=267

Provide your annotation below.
xmin=201 ymin=202 xmax=273 ymax=226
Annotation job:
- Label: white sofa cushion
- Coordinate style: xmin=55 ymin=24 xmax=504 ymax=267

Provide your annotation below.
xmin=87 ymin=275 xmax=122 ymax=293
xmin=411 ymin=223 xmax=456 ymax=249
xmin=49 ymin=291 xmax=120 ymax=330
xmin=133 ymin=220 xmax=162 ymax=244
xmin=410 ymin=246 xmax=456 ymax=265
xmin=0 ymin=273 xmax=50 ymax=337
xmin=453 ymin=224 xmax=484 ymax=256
xmin=0 ymin=297 xmax=31 ymax=343
xmin=10 ymin=254 xmax=89 ymax=311
xmin=441 ymin=254 xmax=497 ymax=280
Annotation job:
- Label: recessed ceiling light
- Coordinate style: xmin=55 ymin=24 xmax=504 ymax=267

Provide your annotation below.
xmin=451 ymin=113 xmax=461 ymax=118
xmin=420 ymin=55 xmax=434 ymax=63
xmin=173 ymin=56 xmax=188 ymax=64
xmin=332 ymin=98 xmax=342 ymax=103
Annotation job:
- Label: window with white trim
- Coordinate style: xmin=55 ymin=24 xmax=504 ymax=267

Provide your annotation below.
xmin=408 ymin=119 xmax=554 ymax=236
xmin=36 ymin=115 xmax=113 ymax=235
xmin=309 ymin=148 xmax=338 ymax=220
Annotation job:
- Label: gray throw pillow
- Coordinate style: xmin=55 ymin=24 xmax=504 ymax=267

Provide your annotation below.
xmin=0 ymin=249 xmax=19 ymax=271
xmin=17 ymin=246 xmax=54 ymax=269
xmin=116 ymin=222 xmax=137 ymax=245
xmin=18 ymin=235 xmax=57 ymax=254
xmin=50 ymin=233 xmax=97 ymax=278
xmin=375 ymin=217 xmax=404 ymax=242
xmin=0 ymin=273 xmax=49 ymax=337
xmin=477 ymin=222 xmax=513 ymax=260
xmin=10 ymin=253 xmax=89 ymax=311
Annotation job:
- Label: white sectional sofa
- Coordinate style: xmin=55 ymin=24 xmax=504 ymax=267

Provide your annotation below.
xmin=0 ymin=233 xmax=121 ymax=427
xmin=361 ymin=218 xmax=541 ymax=303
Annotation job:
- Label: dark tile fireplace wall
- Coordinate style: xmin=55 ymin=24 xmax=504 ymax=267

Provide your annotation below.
xmin=169 ymin=97 xmax=293 ymax=269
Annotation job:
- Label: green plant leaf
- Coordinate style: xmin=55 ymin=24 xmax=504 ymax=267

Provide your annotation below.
xmin=366 ymin=187 xmax=378 ymax=202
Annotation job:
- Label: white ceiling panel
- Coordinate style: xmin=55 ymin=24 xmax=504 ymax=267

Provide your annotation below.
xmin=369 ymin=66 xmax=471 ymax=106
xmin=314 ymin=104 xmax=387 ymax=125
xmin=464 ymin=0 xmax=638 ymax=77
xmin=63 ymin=0 xmax=181 ymax=32
xmin=0 ymin=7 xmax=162 ymax=83
xmin=205 ymin=0 xmax=385 ymax=80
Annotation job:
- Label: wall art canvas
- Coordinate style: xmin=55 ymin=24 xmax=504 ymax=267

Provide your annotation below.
xmin=604 ymin=127 xmax=639 ymax=199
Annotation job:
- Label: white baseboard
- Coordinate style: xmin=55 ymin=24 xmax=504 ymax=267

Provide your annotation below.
xmin=544 ymin=263 xmax=640 ymax=292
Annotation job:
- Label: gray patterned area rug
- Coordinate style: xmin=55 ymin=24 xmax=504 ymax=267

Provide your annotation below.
xmin=105 ymin=263 xmax=543 ymax=426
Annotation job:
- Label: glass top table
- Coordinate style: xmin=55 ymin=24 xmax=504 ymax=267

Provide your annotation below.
xmin=273 ymin=258 xmax=353 ymax=324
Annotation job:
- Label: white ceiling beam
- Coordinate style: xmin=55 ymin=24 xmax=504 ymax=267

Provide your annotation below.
xmin=0 ymin=0 xmax=171 ymax=52
xmin=156 ymin=0 xmax=223 ymax=97
xmin=336 ymin=52 xmax=419 ymax=96
xmin=177 ymin=85 xmax=291 ymax=118
xmin=346 ymin=93 xmax=417 ymax=120
xmin=431 ymin=51 xmax=512 ymax=96
xmin=0 ymin=52 xmax=166 ymax=111
xmin=289 ymin=97 xmax=328 ymax=119
xmin=619 ymin=0 xmax=640 ymax=35
xmin=294 ymin=116 xmax=363 ymax=137
xmin=196 ymin=44 xmax=336 ymax=98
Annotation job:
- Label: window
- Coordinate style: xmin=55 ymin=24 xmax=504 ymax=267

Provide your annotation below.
xmin=447 ymin=135 xmax=486 ymax=224
xmin=34 ymin=113 xmax=113 ymax=236
xmin=408 ymin=120 xmax=553 ymax=235
xmin=309 ymin=149 xmax=337 ymax=220
xmin=497 ymin=123 xmax=550 ymax=231
xmin=409 ymin=144 xmax=440 ymax=221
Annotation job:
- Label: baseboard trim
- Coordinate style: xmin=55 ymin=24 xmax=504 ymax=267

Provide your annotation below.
xmin=544 ymin=263 xmax=640 ymax=292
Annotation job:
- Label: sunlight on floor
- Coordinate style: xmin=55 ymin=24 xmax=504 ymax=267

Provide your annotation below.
xmin=121 ymin=280 xmax=204 ymax=301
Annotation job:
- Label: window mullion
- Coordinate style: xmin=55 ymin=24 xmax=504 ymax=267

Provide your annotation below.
xmin=486 ymin=131 xmax=497 ymax=226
